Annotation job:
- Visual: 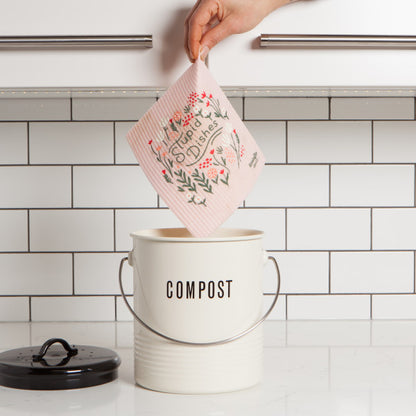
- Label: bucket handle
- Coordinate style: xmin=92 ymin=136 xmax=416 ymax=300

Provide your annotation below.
xmin=118 ymin=254 xmax=281 ymax=347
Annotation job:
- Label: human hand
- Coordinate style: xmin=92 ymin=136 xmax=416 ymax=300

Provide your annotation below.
xmin=184 ymin=0 xmax=295 ymax=62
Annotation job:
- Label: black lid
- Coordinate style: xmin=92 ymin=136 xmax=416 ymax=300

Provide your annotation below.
xmin=0 ymin=338 xmax=121 ymax=390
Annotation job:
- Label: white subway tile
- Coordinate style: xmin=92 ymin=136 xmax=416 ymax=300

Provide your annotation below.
xmin=330 ymin=347 xmax=413 ymax=390
xmin=288 ymin=121 xmax=371 ymax=163
xmin=246 ymin=165 xmax=329 ymax=207
xmin=263 ymin=294 xmax=286 ymax=320
xmin=115 ymin=122 xmax=137 ymax=164
xmin=374 ymin=121 xmax=416 ymax=163
xmin=331 ymin=98 xmax=414 ymax=120
xmin=31 ymin=322 xmax=116 ymax=348
xmin=287 ymin=294 xmax=370 ymax=319
xmin=287 ymin=321 xmax=371 ymax=346
xmin=116 ymin=296 xmax=133 ymax=321
xmin=74 ymin=253 xmax=132 ymax=295
xmin=0 ymin=254 xmax=72 ymax=295
xmin=0 ymin=166 xmax=71 ymax=208
xmin=223 ymin=208 xmax=286 ymax=250
xmin=115 ymin=209 xmax=183 ymax=251
xmin=372 ymin=295 xmax=416 ymax=319
xmin=0 ymin=98 xmax=70 ymax=121
xmin=228 ymin=97 xmax=243 ymax=118
xmin=29 ymin=122 xmax=114 ymax=164
xmin=287 ymin=208 xmax=370 ymax=250
xmin=30 ymin=210 xmax=113 ymax=252
xmin=72 ymin=97 xmax=156 ymax=121
xmin=0 ymin=298 xmax=29 ymax=322
xmin=31 ymin=296 xmax=115 ymax=321
xmin=244 ymin=121 xmax=286 ymax=163
xmin=245 ymin=98 xmax=328 ymax=120
xmin=0 ymin=322 xmax=30 ymax=348
xmin=265 ymin=252 xmax=329 ymax=294
xmin=73 ymin=166 xmax=157 ymax=208
xmin=331 ymin=252 xmax=414 ymax=294
xmin=331 ymin=165 xmax=414 ymax=207
xmin=116 ymin=322 xmax=134 ymax=347
xmin=373 ymin=208 xmax=416 ymax=249
xmin=0 ymin=210 xmax=27 ymax=252
xmin=0 ymin=123 xmax=27 ymax=164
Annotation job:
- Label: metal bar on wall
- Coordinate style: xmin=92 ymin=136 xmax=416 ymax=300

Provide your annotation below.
xmin=0 ymin=35 xmax=153 ymax=48
xmin=260 ymin=34 xmax=416 ymax=48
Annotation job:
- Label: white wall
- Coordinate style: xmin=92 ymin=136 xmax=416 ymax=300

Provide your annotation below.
xmin=0 ymin=94 xmax=415 ymax=321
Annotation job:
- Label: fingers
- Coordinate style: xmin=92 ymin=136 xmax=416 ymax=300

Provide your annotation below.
xmin=199 ymin=17 xmax=234 ymax=52
xmin=185 ymin=0 xmax=222 ymax=62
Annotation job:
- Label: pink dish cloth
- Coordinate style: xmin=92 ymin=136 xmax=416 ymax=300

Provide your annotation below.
xmin=127 ymin=59 xmax=265 ymax=237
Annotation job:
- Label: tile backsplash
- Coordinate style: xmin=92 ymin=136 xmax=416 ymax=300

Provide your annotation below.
xmin=1 ymin=94 xmax=416 ymax=322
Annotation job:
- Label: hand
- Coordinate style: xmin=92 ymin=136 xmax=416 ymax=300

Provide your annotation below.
xmin=184 ymin=0 xmax=294 ymax=62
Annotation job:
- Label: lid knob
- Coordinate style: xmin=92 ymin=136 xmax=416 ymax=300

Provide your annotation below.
xmin=32 ymin=338 xmax=78 ymax=363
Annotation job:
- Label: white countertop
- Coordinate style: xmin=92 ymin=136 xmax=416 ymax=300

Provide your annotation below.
xmin=1 ymin=320 xmax=416 ymax=415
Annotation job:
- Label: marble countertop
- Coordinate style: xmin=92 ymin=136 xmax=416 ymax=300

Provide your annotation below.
xmin=1 ymin=320 xmax=416 ymax=415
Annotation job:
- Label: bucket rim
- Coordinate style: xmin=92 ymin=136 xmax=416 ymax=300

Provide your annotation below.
xmin=129 ymin=228 xmax=264 ymax=242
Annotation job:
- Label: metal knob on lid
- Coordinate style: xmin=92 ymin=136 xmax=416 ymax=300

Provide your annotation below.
xmin=0 ymin=338 xmax=121 ymax=390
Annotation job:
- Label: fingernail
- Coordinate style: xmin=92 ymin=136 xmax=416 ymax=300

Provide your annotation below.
xmin=200 ymin=45 xmax=209 ymax=61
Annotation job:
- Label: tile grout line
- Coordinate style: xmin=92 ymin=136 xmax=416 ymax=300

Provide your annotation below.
xmin=114 ymin=295 xmax=118 ymax=321
xmin=72 ymin=253 xmax=75 ymax=296
xmin=71 ymin=166 xmax=74 ymax=208
xmin=28 ymin=296 xmax=32 ymax=322
xmin=113 ymin=209 xmax=116 ymax=252
xmin=328 ymin=97 xmax=332 ymax=120
xmin=26 ymin=122 xmax=30 ymax=165
xmin=113 ymin=122 xmax=116 ymax=165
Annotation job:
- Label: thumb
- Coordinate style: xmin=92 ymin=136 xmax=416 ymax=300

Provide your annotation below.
xmin=200 ymin=18 xmax=234 ymax=54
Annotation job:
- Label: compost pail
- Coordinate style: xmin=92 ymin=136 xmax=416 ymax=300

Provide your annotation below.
xmin=119 ymin=228 xmax=280 ymax=394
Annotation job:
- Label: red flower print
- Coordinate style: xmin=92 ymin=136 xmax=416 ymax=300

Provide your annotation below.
xmin=233 ymin=129 xmax=236 ymax=134
xmin=201 ymin=91 xmax=206 ymax=98
xmin=209 ymin=94 xmax=212 ymax=98
xmin=156 ymin=145 xmax=162 ymax=151
xmin=187 ymin=92 xmax=199 ymax=107
xmin=162 ymin=170 xmax=166 ymax=175
xmin=169 ymin=119 xmax=173 ymax=124
xmin=183 ymin=113 xmax=194 ymax=126
xmin=148 ymin=140 xmax=152 ymax=145
xmin=206 ymin=101 xmax=210 ymax=107
xmin=210 ymin=149 xmax=214 ymax=155
xmin=220 ymin=169 xmax=224 ymax=174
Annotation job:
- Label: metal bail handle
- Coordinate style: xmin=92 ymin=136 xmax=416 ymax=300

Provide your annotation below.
xmin=118 ymin=254 xmax=281 ymax=347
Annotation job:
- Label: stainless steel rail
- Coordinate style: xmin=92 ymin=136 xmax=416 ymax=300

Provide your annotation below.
xmin=260 ymin=34 xmax=416 ymax=48
xmin=0 ymin=35 xmax=152 ymax=48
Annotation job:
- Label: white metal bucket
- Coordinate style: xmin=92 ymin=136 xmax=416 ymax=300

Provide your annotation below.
xmin=119 ymin=228 xmax=280 ymax=394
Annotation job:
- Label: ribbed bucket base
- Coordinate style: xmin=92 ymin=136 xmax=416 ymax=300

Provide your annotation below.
xmin=134 ymin=326 xmax=263 ymax=394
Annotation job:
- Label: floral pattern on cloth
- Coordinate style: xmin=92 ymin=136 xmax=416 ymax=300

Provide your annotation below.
xmin=127 ymin=59 xmax=265 ymax=237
